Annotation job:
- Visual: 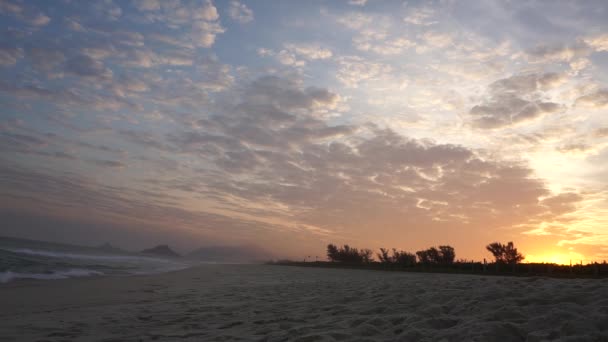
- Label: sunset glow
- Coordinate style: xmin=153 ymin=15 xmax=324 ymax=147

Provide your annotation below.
xmin=1 ymin=0 xmax=607 ymax=262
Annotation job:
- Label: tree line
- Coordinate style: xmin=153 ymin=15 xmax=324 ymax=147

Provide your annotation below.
xmin=326 ymin=241 xmax=524 ymax=266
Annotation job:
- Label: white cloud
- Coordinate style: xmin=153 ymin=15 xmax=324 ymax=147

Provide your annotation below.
xmin=283 ymin=43 xmax=332 ymax=60
xmin=576 ymin=89 xmax=608 ymax=109
xmin=403 ymin=7 xmax=436 ymax=26
xmin=348 ymin=0 xmax=367 ymax=6
xmin=0 ymin=47 xmax=22 ymax=66
xmin=26 ymin=13 xmax=50 ymax=26
xmin=584 ymin=34 xmax=608 ymax=52
xmin=335 ymin=56 xmax=393 ymax=88
xmin=337 ymin=13 xmax=415 ymax=55
xmin=227 ymin=0 xmax=254 ymax=24
xmin=192 ymin=20 xmax=225 ymax=48
xmin=195 ymin=0 xmax=220 ymax=21
xmin=276 ymin=50 xmax=306 ymax=67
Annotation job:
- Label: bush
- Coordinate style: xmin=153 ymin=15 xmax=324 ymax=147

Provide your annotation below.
xmin=326 ymin=244 xmax=374 ymax=263
xmin=486 ymin=241 xmax=524 ymax=264
xmin=416 ymin=245 xmax=456 ymax=265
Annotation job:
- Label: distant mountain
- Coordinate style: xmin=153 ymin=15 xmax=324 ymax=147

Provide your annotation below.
xmin=187 ymin=245 xmax=273 ymax=263
xmin=141 ymin=245 xmax=180 ymax=258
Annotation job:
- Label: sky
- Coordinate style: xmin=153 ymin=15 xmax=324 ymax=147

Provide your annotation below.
xmin=1 ymin=0 xmax=607 ymax=263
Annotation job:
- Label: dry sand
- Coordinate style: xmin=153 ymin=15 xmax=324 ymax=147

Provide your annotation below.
xmin=1 ymin=264 xmax=607 ymax=341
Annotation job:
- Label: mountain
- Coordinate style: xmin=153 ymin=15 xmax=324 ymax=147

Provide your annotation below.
xmin=140 ymin=245 xmax=180 ymax=258
xmin=187 ymin=245 xmax=273 ymax=263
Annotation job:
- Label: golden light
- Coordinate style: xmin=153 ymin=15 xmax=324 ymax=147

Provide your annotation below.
xmin=525 ymin=251 xmax=586 ymax=265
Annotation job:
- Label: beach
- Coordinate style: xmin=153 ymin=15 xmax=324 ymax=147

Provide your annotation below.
xmin=1 ymin=264 xmax=607 ymax=341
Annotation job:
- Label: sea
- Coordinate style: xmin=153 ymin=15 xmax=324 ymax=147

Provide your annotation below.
xmin=0 ymin=237 xmax=191 ymax=283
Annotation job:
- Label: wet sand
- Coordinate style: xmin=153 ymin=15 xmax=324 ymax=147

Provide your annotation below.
xmin=1 ymin=264 xmax=607 ymax=341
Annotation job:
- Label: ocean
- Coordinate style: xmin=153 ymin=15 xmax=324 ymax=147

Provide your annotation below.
xmin=0 ymin=237 xmax=190 ymax=283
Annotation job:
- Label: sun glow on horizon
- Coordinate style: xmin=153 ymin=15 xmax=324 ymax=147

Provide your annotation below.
xmin=525 ymin=251 xmax=587 ymax=266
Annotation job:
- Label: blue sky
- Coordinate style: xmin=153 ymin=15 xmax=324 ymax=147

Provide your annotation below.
xmin=1 ymin=0 xmax=608 ymax=262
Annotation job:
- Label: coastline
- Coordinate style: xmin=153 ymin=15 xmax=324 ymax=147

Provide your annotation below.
xmin=2 ymin=264 xmax=607 ymax=341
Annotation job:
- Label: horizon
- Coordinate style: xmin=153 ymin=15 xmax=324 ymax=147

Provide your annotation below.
xmin=1 ymin=234 xmax=594 ymax=266
xmin=1 ymin=0 xmax=607 ymax=264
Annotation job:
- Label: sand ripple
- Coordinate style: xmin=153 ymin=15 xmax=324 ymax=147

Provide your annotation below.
xmin=1 ymin=264 xmax=607 ymax=341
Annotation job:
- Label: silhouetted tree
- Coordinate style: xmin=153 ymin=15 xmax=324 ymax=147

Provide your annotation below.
xmin=438 ymin=245 xmax=456 ymax=264
xmin=427 ymin=247 xmax=441 ymax=264
xmin=360 ymin=249 xmax=375 ymax=263
xmin=378 ymin=248 xmax=392 ymax=264
xmin=326 ymin=244 xmax=373 ymax=263
xmin=416 ymin=250 xmax=431 ymax=264
xmin=416 ymin=245 xmax=456 ymax=265
xmin=486 ymin=241 xmax=524 ymax=264
xmin=392 ymin=249 xmax=417 ymax=266
xmin=327 ymin=244 xmax=339 ymax=262
xmin=503 ymin=242 xmax=524 ymax=264
xmin=486 ymin=242 xmax=505 ymax=263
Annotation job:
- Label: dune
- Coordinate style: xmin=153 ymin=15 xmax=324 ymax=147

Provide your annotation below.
xmin=1 ymin=264 xmax=606 ymax=341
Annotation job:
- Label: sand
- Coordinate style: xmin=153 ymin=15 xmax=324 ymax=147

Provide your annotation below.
xmin=1 ymin=264 xmax=607 ymax=341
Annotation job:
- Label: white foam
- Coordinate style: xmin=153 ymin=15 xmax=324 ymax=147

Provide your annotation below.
xmin=1 ymin=247 xmax=172 ymax=263
xmin=0 ymin=269 xmax=103 ymax=283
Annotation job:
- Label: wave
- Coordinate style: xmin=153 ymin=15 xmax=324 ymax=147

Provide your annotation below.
xmin=0 ymin=269 xmax=104 ymax=283
xmin=1 ymin=247 xmax=173 ymax=263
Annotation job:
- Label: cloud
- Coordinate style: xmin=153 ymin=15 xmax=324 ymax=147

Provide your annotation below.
xmin=133 ymin=0 xmax=161 ymax=11
xmin=92 ymin=159 xmax=126 ymax=168
xmin=283 ymin=43 xmax=332 ymax=60
xmin=227 ymin=0 xmax=253 ymax=24
xmin=26 ymin=47 xmax=66 ymax=72
xmin=348 ymin=0 xmax=367 ymax=6
xmin=275 ymin=49 xmax=306 ymax=67
xmin=584 ymin=34 xmax=608 ymax=52
xmin=469 ymin=73 xmax=565 ymax=129
xmin=0 ymin=46 xmax=22 ymax=66
xmin=595 ymin=128 xmax=608 ymax=138
xmin=420 ymin=31 xmax=452 ymax=49
xmin=335 ymin=56 xmax=393 ymax=88
xmin=336 ymin=12 xmax=416 ymax=55
xmin=65 ymin=54 xmax=113 ymax=80
xmin=133 ymin=0 xmax=224 ymax=48
xmin=403 ymin=7 xmax=436 ymax=26
xmin=556 ymin=143 xmax=593 ymax=155
xmin=192 ymin=21 xmax=225 ymax=48
xmin=1 ymin=0 xmax=606 ymax=258
xmin=0 ymin=0 xmax=50 ymax=26
xmin=93 ymin=0 xmax=122 ymax=21
xmin=257 ymin=44 xmax=332 ymax=68
xmin=575 ymin=89 xmax=608 ymax=109
xmin=156 ymin=76 xmax=580 ymax=247
xmin=0 ymin=0 xmax=22 ymax=14
xmin=526 ymin=42 xmax=590 ymax=62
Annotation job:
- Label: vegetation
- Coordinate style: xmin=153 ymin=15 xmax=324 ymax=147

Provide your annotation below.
xmin=326 ymin=244 xmax=374 ymax=263
xmin=328 ymin=243 xmax=455 ymax=266
xmin=377 ymin=248 xmax=417 ymax=266
xmin=486 ymin=241 xmax=524 ymax=264
xmin=416 ymin=245 xmax=456 ymax=265
xmin=269 ymin=240 xmax=608 ymax=278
